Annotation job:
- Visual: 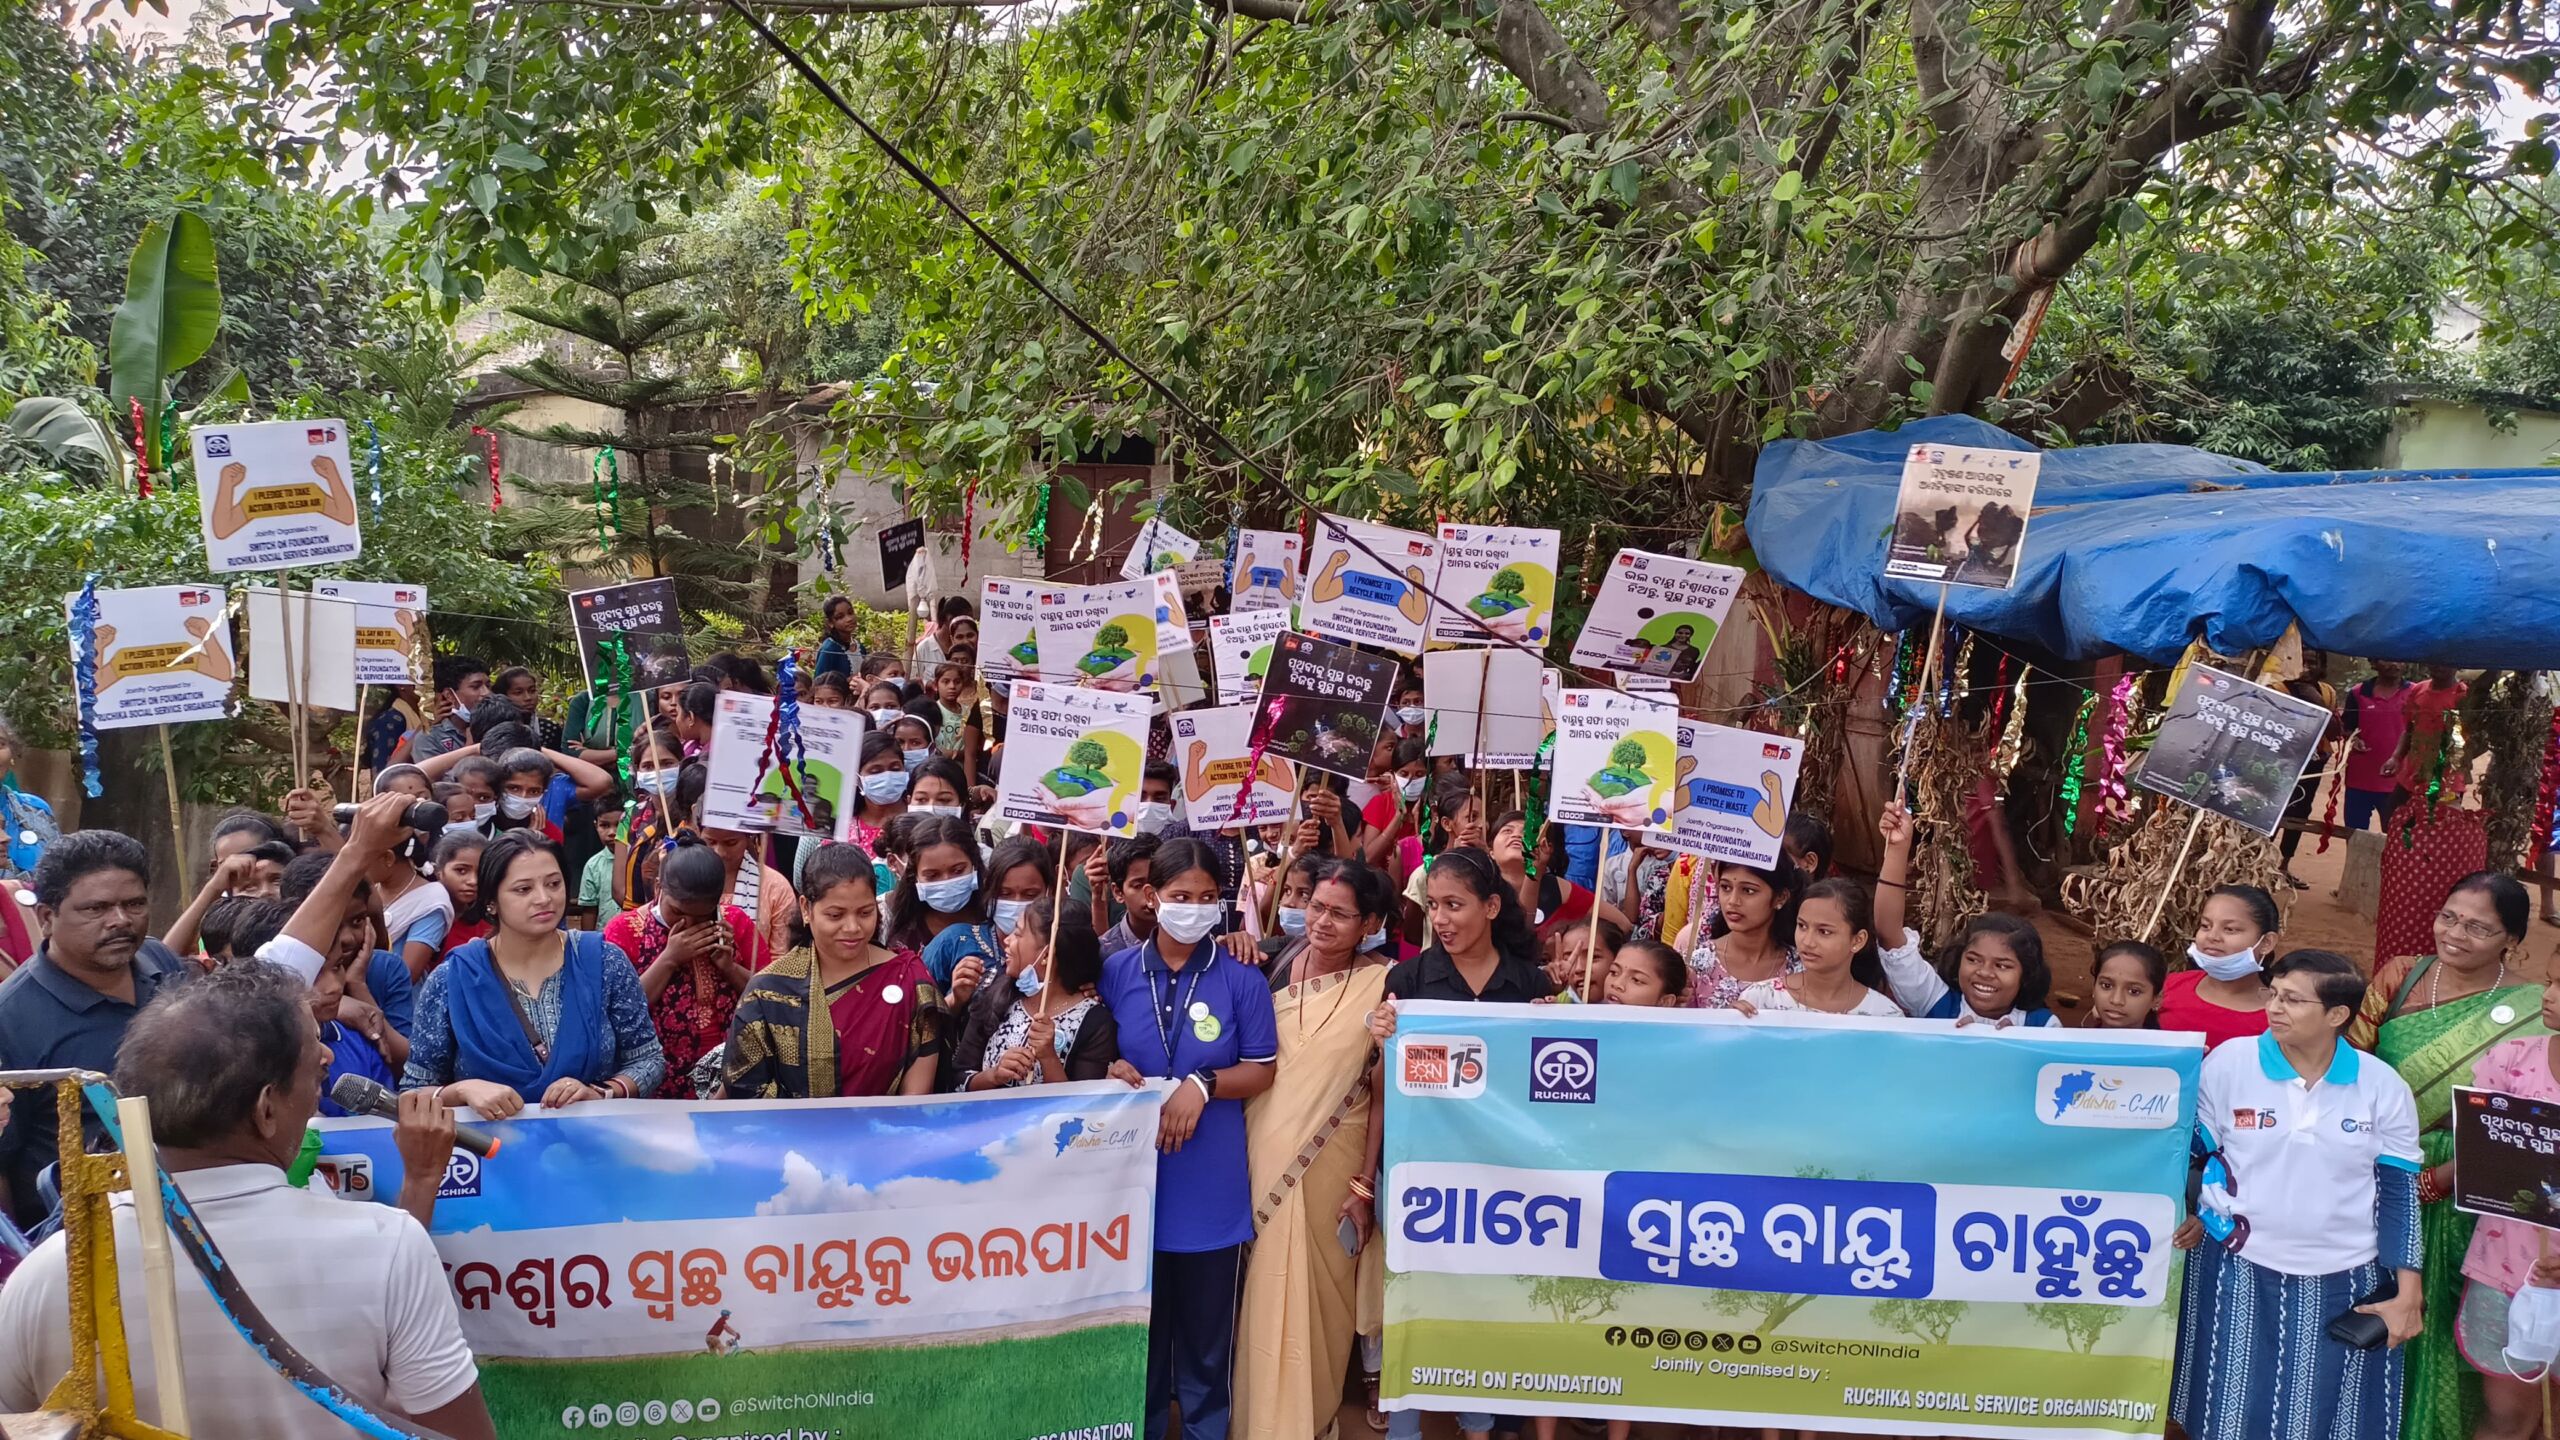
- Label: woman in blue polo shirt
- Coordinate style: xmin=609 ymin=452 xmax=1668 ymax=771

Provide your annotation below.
xmin=2175 ymin=949 xmax=2424 ymax=1440
xmin=1101 ymin=837 xmax=1278 ymax=1440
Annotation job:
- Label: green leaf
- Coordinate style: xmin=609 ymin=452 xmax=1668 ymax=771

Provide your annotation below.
xmin=469 ymin=173 xmax=502 ymax=214
xmin=106 ymin=211 xmax=222 ymax=469
xmin=492 ymin=142 xmax=547 ymax=172
xmin=4 ymin=398 xmax=116 ymax=471
xmin=1772 ymin=170 xmax=1803 ymax=202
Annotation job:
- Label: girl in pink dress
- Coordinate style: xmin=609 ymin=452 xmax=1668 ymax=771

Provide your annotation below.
xmin=2459 ymin=978 xmax=2560 ymax=1440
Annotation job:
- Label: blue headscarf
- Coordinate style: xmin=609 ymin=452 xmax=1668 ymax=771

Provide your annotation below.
xmin=440 ymin=931 xmax=612 ymax=1102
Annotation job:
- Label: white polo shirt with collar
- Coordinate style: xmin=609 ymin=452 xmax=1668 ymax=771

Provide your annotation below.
xmin=0 ymin=1161 xmax=478 ymax=1436
xmin=2197 ymin=1031 xmax=2423 ymax=1277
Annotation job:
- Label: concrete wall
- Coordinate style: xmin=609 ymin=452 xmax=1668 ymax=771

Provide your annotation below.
xmin=2382 ymin=396 xmax=2560 ymax=471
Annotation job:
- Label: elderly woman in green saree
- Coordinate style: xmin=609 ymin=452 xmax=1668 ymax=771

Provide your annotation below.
xmin=2348 ymin=870 xmax=2539 ymax=1440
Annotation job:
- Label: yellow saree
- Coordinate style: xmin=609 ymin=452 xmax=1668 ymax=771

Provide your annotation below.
xmin=1234 ymin=962 xmax=1389 ymax=1440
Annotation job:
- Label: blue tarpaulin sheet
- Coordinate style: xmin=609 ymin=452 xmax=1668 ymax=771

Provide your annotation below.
xmin=1746 ymin=415 xmax=2560 ymax=666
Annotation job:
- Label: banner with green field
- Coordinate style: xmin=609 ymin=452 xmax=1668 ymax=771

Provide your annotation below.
xmin=316 ymin=1082 xmax=1164 ymax=1440
xmin=1381 ymin=1004 xmax=2202 ymax=1439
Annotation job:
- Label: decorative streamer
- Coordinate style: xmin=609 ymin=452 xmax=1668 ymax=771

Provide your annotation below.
xmin=1225 ymin=697 xmax=1285 ymax=828
xmin=1986 ymin=653 xmax=2013 ymax=735
xmin=1522 ymin=728 xmax=1558 ymax=873
xmin=2058 ymin=690 xmax=2097 ymax=837
xmin=363 ymin=418 xmax=385 ymax=522
xmin=816 ymin=514 xmax=839 ymax=574
xmin=1937 ymin=628 xmax=1964 ymax=717
xmin=1221 ymin=519 xmax=1241 ymax=595
xmin=590 ymin=447 xmax=623 ymax=555
xmin=2099 ymin=673 xmax=2137 ymax=818
xmin=601 ymin=632 xmax=637 ymax=788
xmin=160 ymin=396 xmax=180 ymax=466
xmin=130 ymin=398 xmax=153 ymax=497
xmin=470 ymin=426 xmax=502 ymax=512
xmin=1025 ymin=479 xmax=1051 ymax=557
xmin=70 ymin=575 xmax=103 ymax=797
xmin=2402 ymin=715 xmax=2460 ymax=850
xmin=2316 ymin=748 xmax=2345 ymax=854
xmin=2534 ymin=707 xmax=2560 ymax=860
xmin=1885 ymin=631 xmax=1914 ymax=718
xmin=774 ymin=652 xmax=820 ymax=829
xmin=959 ymin=479 xmax=977 ymax=573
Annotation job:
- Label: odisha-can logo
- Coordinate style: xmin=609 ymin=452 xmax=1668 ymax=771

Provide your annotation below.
xmin=2036 ymin=1064 xmax=2181 ymax=1130
xmin=1529 ymin=1037 xmax=1598 ymax=1103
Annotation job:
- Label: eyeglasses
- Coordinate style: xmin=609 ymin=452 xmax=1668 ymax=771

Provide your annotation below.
xmin=1304 ymin=902 xmax=1361 ymax=925
xmin=2436 ymin=909 xmax=2507 ymax=941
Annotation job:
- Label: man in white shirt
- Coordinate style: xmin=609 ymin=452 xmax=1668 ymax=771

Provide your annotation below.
xmin=0 ymin=960 xmax=495 ymax=1440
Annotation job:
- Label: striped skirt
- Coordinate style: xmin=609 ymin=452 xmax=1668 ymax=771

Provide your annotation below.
xmin=2172 ymin=1243 xmax=2403 ymax=1440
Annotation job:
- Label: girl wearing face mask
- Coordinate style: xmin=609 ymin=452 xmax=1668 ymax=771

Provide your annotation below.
xmin=2456 ymin=976 xmax=2560 ymax=1439
xmin=922 ymin=835 xmax=1051 ymax=999
xmin=1260 ymin=853 xmax=1329 ymax=964
xmin=892 ymin=712 xmax=939 ymax=776
xmin=888 ymin=816 xmax=995 ymax=1017
xmin=2348 ymin=870 xmax=2537 ymax=1440
xmin=1100 ymin=837 xmax=1279 ymax=1440
xmin=2158 ymin=884 xmax=2282 ymax=1048
xmin=723 ymin=842 xmax=946 ymax=1099
xmin=847 ymin=733 xmax=910 ymax=851
xmin=951 ymin=899 xmax=1117 ymax=1091
xmin=1236 ymin=859 xmax=1393 ymax=1440
xmin=1872 ymin=802 xmax=2055 ymax=1026
xmin=904 ymin=757 xmax=972 ymax=825
xmin=403 ymin=832 xmax=667 ymax=1115
xmin=862 ymin=680 xmax=906 ymax=731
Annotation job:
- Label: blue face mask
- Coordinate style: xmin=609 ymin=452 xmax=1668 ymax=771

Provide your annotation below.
xmin=1360 ymin=926 xmax=1388 ymax=953
xmin=916 ymin=872 xmax=979 ymax=914
xmin=993 ymin=898 xmax=1031 ymax=935
xmin=1016 ymin=965 xmax=1042 ymax=995
xmin=903 ymin=747 xmax=931 ymax=772
xmin=1278 ymin=906 xmax=1308 ymax=938
xmin=860 ymin=770 xmax=910 ymax=804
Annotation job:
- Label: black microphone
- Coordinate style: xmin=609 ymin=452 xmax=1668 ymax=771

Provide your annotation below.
xmin=330 ymin=1075 xmax=502 ymax=1159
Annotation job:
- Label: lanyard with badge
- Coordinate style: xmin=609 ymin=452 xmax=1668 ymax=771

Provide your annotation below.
xmin=1144 ymin=940 xmax=1219 ymax=1078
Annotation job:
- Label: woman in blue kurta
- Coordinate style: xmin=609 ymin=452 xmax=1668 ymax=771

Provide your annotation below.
xmin=401 ymin=831 xmax=665 ymax=1115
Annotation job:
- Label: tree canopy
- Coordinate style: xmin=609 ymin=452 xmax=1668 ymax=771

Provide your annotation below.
xmin=240 ymin=0 xmax=2560 ymax=538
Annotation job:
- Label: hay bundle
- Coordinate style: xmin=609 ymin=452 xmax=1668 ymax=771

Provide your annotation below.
xmin=2060 ymin=803 xmax=2286 ymax=948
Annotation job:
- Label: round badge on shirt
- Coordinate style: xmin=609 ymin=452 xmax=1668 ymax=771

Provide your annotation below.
xmin=2494 ymin=1004 xmax=2517 ymax=1025
xmin=1193 ymin=1012 xmax=1223 ymax=1042
xmin=1188 ymin=1001 xmax=1209 ymax=1021
xmin=882 ymin=985 xmax=905 ymax=1005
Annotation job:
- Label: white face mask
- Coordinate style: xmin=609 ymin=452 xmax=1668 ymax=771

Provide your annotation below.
xmin=1397 ymin=706 xmax=1429 ymax=729
xmin=1156 ymin=901 xmax=1222 ymax=944
xmin=2507 ymin=1284 xmax=2560 ymax=1380
xmin=633 ymin=767 xmax=674 ymax=794
xmin=914 ymin=803 xmax=964 ymax=819
xmin=872 ymin=707 xmax=904 ymax=728
xmin=993 ymin=897 xmax=1031 ymax=935
xmin=1135 ymin=801 xmax=1176 ymax=836
xmin=1277 ymin=906 xmax=1308 ymax=938
xmin=860 ymin=770 xmax=910 ymax=804
xmin=498 ymin=793 xmax=539 ymax=820
xmin=1016 ymin=965 xmax=1043 ymax=995
xmin=1360 ymin=925 xmax=1389 ymax=953
xmin=1399 ymin=775 xmax=1427 ymax=802
xmin=2190 ymin=943 xmax=2264 ymax=983
xmin=471 ymin=800 xmax=496 ymax=823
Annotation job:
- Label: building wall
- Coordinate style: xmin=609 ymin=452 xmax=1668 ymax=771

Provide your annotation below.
xmin=2382 ymin=397 xmax=2560 ymax=470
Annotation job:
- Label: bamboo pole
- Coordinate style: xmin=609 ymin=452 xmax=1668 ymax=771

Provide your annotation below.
xmin=115 ymin=1095 xmax=191 ymax=1436
xmin=157 ymin=725 xmax=188 ymax=887
xmin=2139 ymin=809 xmax=2210 ymax=944
xmin=1895 ymin=582 xmax=1951 ymax=806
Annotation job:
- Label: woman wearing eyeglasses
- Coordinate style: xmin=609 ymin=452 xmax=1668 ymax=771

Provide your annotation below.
xmin=2344 ymin=871 xmax=2537 ymax=1440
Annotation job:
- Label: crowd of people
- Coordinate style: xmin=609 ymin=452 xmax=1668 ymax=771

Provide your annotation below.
xmin=0 ymin=596 xmax=2548 ymax=1440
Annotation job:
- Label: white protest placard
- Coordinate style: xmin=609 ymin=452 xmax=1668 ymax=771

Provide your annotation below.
xmin=1034 ymin=579 xmax=1169 ymax=694
xmin=2134 ymin=663 xmax=2331 ymax=837
xmin=1151 ymin=571 xmax=1196 ymax=654
xmin=1209 ymin=608 xmax=1290 ymax=705
xmin=701 ymin=691 xmax=863 ymax=840
xmin=1168 ymin=704 xmax=1297 ymax=831
xmin=72 ymin=584 xmax=233 ymax=730
xmin=1158 ymin=641 xmax=1209 ymax=713
xmin=1120 ymin=516 xmax=1201 ymax=580
xmin=191 ymin=418 xmax=362 ymax=572
xmin=1570 ymin=549 xmax=1745 ymax=686
xmin=996 ymin=680 xmax=1152 ymax=836
xmin=310 ymin=581 xmax=426 ymax=685
xmin=1228 ymin=528 xmax=1303 ymax=614
xmin=978 ymin=576 xmax=1043 ymax=686
xmin=1883 ymin=443 xmax=2042 ymax=589
xmin=244 ymin=585 xmax=359 ymax=713
xmin=1301 ymin=514 xmax=1440 ymax=656
xmin=1651 ymin=719 xmax=1804 ymax=867
xmin=1430 ymin=524 xmax=1562 ymax=647
xmin=1424 ymin=647 xmax=1548 ymax=768
xmin=1547 ymin=688 xmax=1683 ymax=832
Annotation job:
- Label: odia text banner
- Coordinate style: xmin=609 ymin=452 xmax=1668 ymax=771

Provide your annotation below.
xmin=1382 ymin=1005 xmax=2201 ymax=1439
xmin=316 ymin=1083 xmax=1166 ymax=1440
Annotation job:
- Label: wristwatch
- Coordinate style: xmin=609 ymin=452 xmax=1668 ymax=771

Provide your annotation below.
xmin=1192 ymin=1068 xmax=1220 ymax=1100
